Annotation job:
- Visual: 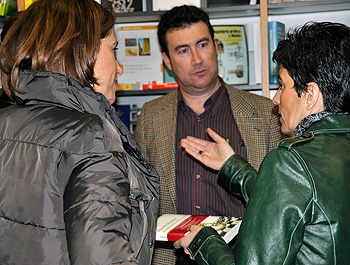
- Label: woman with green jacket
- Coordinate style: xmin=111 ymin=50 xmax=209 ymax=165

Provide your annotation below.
xmin=177 ymin=21 xmax=350 ymax=265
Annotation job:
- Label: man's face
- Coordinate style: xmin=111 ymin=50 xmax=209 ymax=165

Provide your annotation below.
xmin=162 ymin=21 xmax=219 ymax=95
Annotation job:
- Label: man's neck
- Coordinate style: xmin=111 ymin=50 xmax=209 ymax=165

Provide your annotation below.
xmin=180 ymin=78 xmax=221 ymax=115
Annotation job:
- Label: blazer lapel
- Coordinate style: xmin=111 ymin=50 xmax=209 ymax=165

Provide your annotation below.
xmin=153 ymin=91 xmax=178 ymax=209
xmin=226 ymin=86 xmax=269 ymax=171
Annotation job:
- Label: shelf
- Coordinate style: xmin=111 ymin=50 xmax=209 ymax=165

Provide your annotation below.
xmin=267 ymin=0 xmax=350 ymax=16
xmin=114 ymin=0 xmax=349 ymax=24
xmin=116 ymin=84 xmax=280 ymax=97
xmin=0 ymin=1 xmax=347 ymax=26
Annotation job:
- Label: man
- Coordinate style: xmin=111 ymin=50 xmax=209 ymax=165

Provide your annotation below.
xmin=176 ymin=21 xmax=350 ymax=265
xmin=135 ymin=5 xmax=282 ymax=265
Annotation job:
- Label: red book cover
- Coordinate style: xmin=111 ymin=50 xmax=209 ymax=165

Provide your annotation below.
xmin=156 ymin=214 xmax=242 ymax=243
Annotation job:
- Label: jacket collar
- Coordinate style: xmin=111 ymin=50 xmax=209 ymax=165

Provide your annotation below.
xmin=16 ymin=70 xmax=148 ymax=168
xmin=307 ymin=113 xmax=350 ymax=134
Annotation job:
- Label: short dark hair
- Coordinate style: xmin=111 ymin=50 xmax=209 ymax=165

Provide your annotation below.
xmin=0 ymin=0 xmax=115 ymax=103
xmin=273 ymin=21 xmax=350 ymax=113
xmin=157 ymin=5 xmax=214 ymax=57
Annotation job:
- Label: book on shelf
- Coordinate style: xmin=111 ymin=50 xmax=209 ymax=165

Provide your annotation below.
xmin=213 ymin=25 xmax=249 ymax=85
xmin=152 ymin=0 xmax=200 ymax=11
xmin=142 ymin=82 xmax=178 ymax=90
xmin=114 ymin=104 xmax=141 ymax=134
xmin=0 ymin=0 xmax=17 ymax=16
xmin=115 ymin=104 xmax=130 ymax=130
xmin=101 ymin=0 xmax=146 ymax=12
xmin=268 ymin=21 xmax=285 ymax=84
xmin=164 ymin=63 xmax=177 ymax=83
xmin=268 ymin=0 xmax=295 ymax=3
xmin=207 ymin=0 xmax=250 ymax=7
xmin=156 ymin=214 xmax=242 ymax=243
xmin=115 ymin=23 xmax=163 ymax=90
xmin=252 ymin=22 xmax=262 ymax=84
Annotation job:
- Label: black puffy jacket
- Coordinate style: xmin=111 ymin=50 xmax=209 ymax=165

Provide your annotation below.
xmin=0 ymin=71 xmax=159 ymax=264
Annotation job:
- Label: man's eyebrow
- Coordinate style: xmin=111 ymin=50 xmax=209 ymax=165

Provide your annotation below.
xmin=175 ymin=44 xmax=189 ymax=51
xmin=197 ymin=37 xmax=210 ymax=44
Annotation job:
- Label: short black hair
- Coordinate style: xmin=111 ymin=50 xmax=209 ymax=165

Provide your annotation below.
xmin=157 ymin=5 xmax=214 ymax=57
xmin=273 ymin=21 xmax=350 ymax=113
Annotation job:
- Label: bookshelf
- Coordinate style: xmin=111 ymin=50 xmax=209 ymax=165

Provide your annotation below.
xmin=113 ymin=0 xmax=350 ymax=99
xmin=4 ymin=0 xmax=350 ymax=99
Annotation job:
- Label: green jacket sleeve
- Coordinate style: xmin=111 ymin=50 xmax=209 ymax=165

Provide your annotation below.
xmin=218 ymin=154 xmax=257 ymax=205
xmin=188 ymin=227 xmax=235 ymax=265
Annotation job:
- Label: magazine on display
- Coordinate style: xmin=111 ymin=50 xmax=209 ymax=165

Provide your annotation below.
xmin=213 ymin=25 xmax=249 ymax=85
xmin=115 ymin=23 xmax=163 ymax=90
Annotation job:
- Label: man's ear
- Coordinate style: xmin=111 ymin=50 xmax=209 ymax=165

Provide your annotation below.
xmin=213 ymin=38 xmax=219 ymax=56
xmin=162 ymin=52 xmax=172 ymax=71
xmin=304 ymin=82 xmax=325 ymax=112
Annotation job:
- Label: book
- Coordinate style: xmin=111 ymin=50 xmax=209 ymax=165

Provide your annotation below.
xmin=213 ymin=25 xmax=249 ymax=85
xmin=152 ymin=0 xmax=200 ymax=11
xmin=101 ymin=0 xmax=146 ymax=12
xmin=115 ymin=23 xmax=163 ymax=90
xmin=253 ymin=22 xmax=261 ymax=84
xmin=115 ymin=104 xmax=130 ymax=130
xmin=268 ymin=0 xmax=295 ymax=3
xmin=0 ymin=0 xmax=17 ymax=16
xmin=164 ymin=63 xmax=177 ymax=83
xmin=268 ymin=21 xmax=285 ymax=84
xmin=142 ymin=82 xmax=178 ymax=90
xmin=207 ymin=0 xmax=250 ymax=7
xmin=249 ymin=0 xmax=259 ymax=4
xmin=156 ymin=214 xmax=242 ymax=243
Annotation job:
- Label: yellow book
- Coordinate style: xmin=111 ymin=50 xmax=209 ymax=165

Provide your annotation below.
xmin=25 ymin=0 xmax=37 ymax=9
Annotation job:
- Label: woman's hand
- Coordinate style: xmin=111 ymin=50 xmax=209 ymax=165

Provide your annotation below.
xmin=180 ymin=128 xmax=235 ymax=171
xmin=173 ymin=225 xmax=203 ymax=258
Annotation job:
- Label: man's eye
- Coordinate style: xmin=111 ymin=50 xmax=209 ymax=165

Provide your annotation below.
xmin=198 ymin=42 xmax=207 ymax=48
xmin=178 ymin=48 xmax=188 ymax=54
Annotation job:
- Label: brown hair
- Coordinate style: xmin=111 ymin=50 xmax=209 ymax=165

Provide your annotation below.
xmin=0 ymin=0 xmax=115 ymax=103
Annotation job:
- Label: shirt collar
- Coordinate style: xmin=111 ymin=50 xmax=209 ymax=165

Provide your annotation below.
xmin=177 ymin=77 xmax=226 ymax=112
xmin=294 ymin=111 xmax=333 ymax=136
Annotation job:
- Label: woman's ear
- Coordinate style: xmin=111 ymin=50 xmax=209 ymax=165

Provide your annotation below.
xmin=304 ymin=82 xmax=325 ymax=112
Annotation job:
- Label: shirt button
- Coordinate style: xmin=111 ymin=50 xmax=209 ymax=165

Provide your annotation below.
xmin=196 ymin=205 xmax=201 ymax=209
xmin=197 ymin=117 xmax=201 ymax=122
xmin=196 ymin=175 xmax=201 ymax=179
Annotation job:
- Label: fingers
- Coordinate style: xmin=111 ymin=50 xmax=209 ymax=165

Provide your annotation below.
xmin=180 ymin=138 xmax=207 ymax=154
xmin=207 ymin=128 xmax=226 ymax=143
xmin=182 ymin=144 xmax=205 ymax=163
xmin=173 ymin=239 xmax=181 ymax=249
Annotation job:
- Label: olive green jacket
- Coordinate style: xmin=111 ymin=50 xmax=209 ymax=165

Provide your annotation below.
xmin=188 ymin=114 xmax=350 ymax=265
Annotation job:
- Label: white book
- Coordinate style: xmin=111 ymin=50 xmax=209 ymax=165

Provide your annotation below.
xmin=115 ymin=23 xmax=163 ymax=90
xmin=156 ymin=214 xmax=242 ymax=243
xmin=152 ymin=0 xmax=200 ymax=11
xmin=253 ymin=22 xmax=262 ymax=84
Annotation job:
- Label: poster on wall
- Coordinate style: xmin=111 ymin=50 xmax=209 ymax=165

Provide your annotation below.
xmin=213 ymin=25 xmax=249 ymax=85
